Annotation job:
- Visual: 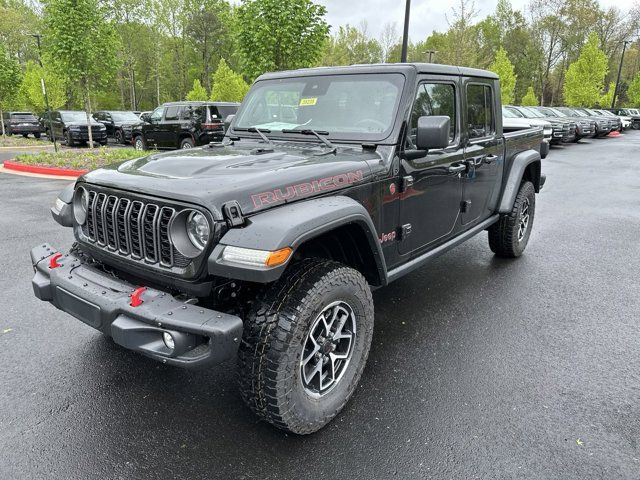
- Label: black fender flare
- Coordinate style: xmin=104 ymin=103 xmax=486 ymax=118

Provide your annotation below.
xmin=208 ymin=196 xmax=386 ymax=284
xmin=497 ymin=149 xmax=542 ymax=214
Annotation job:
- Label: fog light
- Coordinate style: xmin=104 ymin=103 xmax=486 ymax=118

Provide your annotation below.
xmin=162 ymin=332 xmax=175 ymax=350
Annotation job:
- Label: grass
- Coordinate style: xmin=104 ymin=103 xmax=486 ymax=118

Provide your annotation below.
xmin=0 ymin=135 xmax=49 ymax=147
xmin=13 ymin=147 xmax=144 ymax=170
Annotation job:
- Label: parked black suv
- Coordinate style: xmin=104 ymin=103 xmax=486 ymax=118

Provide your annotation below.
xmin=2 ymin=111 xmax=43 ymax=138
xmin=42 ymin=110 xmax=108 ymax=147
xmin=131 ymin=101 xmax=239 ymax=150
xmin=93 ymin=110 xmax=141 ymax=144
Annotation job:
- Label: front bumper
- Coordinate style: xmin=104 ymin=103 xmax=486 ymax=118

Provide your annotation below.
xmin=30 ymin=243 xmax=243 ymax=369
xmin=69 ymin=130 xmax=107 ymax=141
xmin=10 ymin=125 xmax=42 ymax=134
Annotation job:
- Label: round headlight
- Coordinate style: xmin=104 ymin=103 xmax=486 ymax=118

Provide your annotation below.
xmin=73 ymin=187 xmax=89 ymax=225
xmin=186 ymin=211 xmax=210 ymax=250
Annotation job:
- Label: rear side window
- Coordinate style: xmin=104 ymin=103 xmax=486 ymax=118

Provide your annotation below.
xmin=164 ymin=106 xmax=180 ymax=121
xmin=467 ymin=84 xmax=494 ymax=139
xmin=215 ymin=105 xmax=238 ymax=119
xmin=408 ymin=82 xmax=457 ymax=147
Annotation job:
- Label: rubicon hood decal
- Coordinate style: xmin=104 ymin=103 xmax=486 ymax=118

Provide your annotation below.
xmin=251 ymin=170 xmax=364 ymax=208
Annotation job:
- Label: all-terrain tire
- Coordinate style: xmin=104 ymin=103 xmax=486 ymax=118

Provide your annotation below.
xmin=237 ymin=258 xmax=374 ymax=434
xmin=488 ymin=180 xmax=536 ymax=258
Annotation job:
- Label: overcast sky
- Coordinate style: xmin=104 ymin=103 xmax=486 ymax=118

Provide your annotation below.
xmin=315 ymin=0 xmax=638 ymax=40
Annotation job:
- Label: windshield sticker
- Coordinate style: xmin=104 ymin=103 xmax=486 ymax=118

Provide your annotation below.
xmin=251 ymin=170 xmax=364 ymax=208
xmin=299 ymin=97 xmax=318 ymax=106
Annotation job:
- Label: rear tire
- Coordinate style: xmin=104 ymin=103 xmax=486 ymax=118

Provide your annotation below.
xmin=488 ymin=180 xmax=536 ymax=258
xmin=238 ymin=258 xmax=374 ymax=434
xmin=180 ymin=137 xmax=194 ymax=149
xmin=22 ymin=133 xmax=28 ymax=138
xmin=34 ymin=132 xmax=41 ymax=139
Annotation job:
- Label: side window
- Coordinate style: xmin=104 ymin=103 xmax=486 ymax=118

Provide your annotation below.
xmin=164 ymin=106 xmax=180 ymax=121
xmin=466 ymin=84 xmax=494 ymax=139
xmin=408 ymin=82 xmax=456 ymax=148
xmin=149 ymin=107 xmax=163 ymax=122
xmin=179 ymin=106 xmax=195 ymax=120
xmin=104 ymin=113 xmax=112 ymax=122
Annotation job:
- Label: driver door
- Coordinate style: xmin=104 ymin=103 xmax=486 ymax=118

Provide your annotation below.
xmin=144 ymin=107 xmax=164 ymax=148
xmin=398 ymin=78 xmax=464 ymax=255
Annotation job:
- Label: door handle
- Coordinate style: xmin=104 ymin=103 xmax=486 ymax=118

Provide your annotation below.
xmin=448 ymin=163 xmax=467 ymax=173
xmin=484 ymin=154 xmax=498 ymax=164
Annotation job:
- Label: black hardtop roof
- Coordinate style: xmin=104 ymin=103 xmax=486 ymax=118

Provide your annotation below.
xmin=161 ymin=101 xmax=240 ymax=107
xmin=257 ymin=63 xmax=498 ymax=81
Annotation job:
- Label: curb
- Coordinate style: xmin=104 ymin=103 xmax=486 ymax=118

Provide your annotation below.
xmin=0 ymin=145 xmax=55 ymax=150
xmin=3 ymin=161 xmax=87 ymax=177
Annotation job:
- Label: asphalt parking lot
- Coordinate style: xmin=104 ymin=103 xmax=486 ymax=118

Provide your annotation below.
xmin=1 ymin=133 xmax=639 ymax=479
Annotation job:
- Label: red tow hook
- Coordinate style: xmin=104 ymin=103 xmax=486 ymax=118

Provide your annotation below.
xmin=49 ymin=253 xmax=63 ymax=269
xmin=130 ymin=287 xmax=147 ymax=307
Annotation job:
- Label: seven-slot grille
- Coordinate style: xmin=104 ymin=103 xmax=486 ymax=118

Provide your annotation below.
xmin=82 ymin=190 xmax=180 ymax=268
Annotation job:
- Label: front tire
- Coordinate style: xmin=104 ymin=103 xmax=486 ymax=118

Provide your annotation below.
xmin=238 ymin=258 xmax=374 ymax=434
xmin=65 ymin=131 xmax=74 ymax=147
xmin=133 ymin=135 xmax=146 ymax=150
xmin=488 ymin=180 xmax=536 ymax=258
xmin=115 ymin=129 xmax=124 ymax=144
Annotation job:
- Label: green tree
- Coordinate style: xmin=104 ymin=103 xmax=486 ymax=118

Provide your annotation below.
xmin=44 ymin=0 xmax=120 ymax=147
xmin=563 ymin=32 xmax=608 ymax=106
xmin=321 ymin=23 xmax=382 ymax=66
xmin=19 ymin=61 xmax=67 ymax=113
xmin=210 ymin=59 xmax=249 ymax=102
xmin=627 ymin=73 xmax=640 ymax=107
xmin=489 ymin=47 xmax=517 ymax=104
xmin=185 ymin=79 xmax=208 ymax=100
xmin=521 ymin=86 xmax=539 ymax=106
xmin=0 ymin=43 xmax=22 ymax=137
xmin=237 ymin=0 xmax=329 ymax=80
xmin=598 ymin=82 xmax=616 ymax=107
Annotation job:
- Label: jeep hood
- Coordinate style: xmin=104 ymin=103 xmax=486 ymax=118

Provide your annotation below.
xmin=80 ymin=142 xmax=382 ymax=216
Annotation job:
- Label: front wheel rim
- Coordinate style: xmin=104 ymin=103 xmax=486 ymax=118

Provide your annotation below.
xmin=518 ymin=198 xmax=530 ymax=242
xmin=300 ymin=301 xmax=356 ymax=398
xmin=135 ymin=138 xmax=143 ymax=150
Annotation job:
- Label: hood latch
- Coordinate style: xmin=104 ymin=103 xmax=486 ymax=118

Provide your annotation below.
xmin=222 ymin=201 xmax=245 ymax=227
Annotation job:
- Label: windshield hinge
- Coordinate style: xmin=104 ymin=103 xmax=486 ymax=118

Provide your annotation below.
xmin=222 ymin=201 xmax=244 ymax=227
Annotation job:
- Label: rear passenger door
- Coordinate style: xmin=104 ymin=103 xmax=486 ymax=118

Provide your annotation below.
xmin=461 ymin=79 xmax=503 ymax=226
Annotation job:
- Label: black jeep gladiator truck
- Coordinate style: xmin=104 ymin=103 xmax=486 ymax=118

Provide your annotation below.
xmin=32 ymin=64 xmax=545 ymax=434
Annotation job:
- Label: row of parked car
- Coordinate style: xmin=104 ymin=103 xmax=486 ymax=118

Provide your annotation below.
xmin=502 ymin=106 xmax=640 ymax=157
xmin=2 ymin=103 xmax=638 ymax=152
xmin=1 ymin=100 xmax=240 ymax=149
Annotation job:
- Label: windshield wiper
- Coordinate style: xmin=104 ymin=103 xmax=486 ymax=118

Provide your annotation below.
xmin=235 ymin=127 xmax=274 ymax=147
xmin=282 ymin=128 xmax=335 ymax=151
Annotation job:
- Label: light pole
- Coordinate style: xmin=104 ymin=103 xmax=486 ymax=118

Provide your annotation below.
xmin=611 ymin=40 xmax=631 ymax=109
xmin=29 ymin=33 xmax=58 ymax=152
xmin=400 ymin=0 xmax=411 ymax=62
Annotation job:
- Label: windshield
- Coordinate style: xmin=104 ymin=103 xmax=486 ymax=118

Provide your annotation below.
xmin=537 ymin=107 xmax=559 ymax=117
xmin=557 ymin=107 xmax=579 ymax=116
xmin=504 ymin=107 xmax=524 ymax=118
xmin=520 ymin=107 xmax=544 ymax=118
xmin=629 ymin=109 xmax=639 ymax=115
xmin=61 ymin=111 xmax=94 ymax=123
xmin=234 ymin=73 xmax=405 ymax=141
xmin=11 ymin=113 xmax=37 ymax=121
xmin=112 ymin=112 xmax=140 ymax=122
xmin=502 ymin=107 xmax=520 ymax=118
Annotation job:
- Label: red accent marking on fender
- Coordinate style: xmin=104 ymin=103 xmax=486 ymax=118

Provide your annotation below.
xmin=389 ymin=183 xmax=396 ymax=195
xmin=49 ymin=253 xmax=63 ymax=269
xmin=130 ymin=287 xmax=147 ymax=307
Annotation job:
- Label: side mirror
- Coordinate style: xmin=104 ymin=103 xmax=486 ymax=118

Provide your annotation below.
xmin=416 ymin=116 xmax=450 ymax=150
xmin=224 ymin=114 xmax=235 ymax=131
xmin=140 ymin=114 xmax=151 ymax=123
